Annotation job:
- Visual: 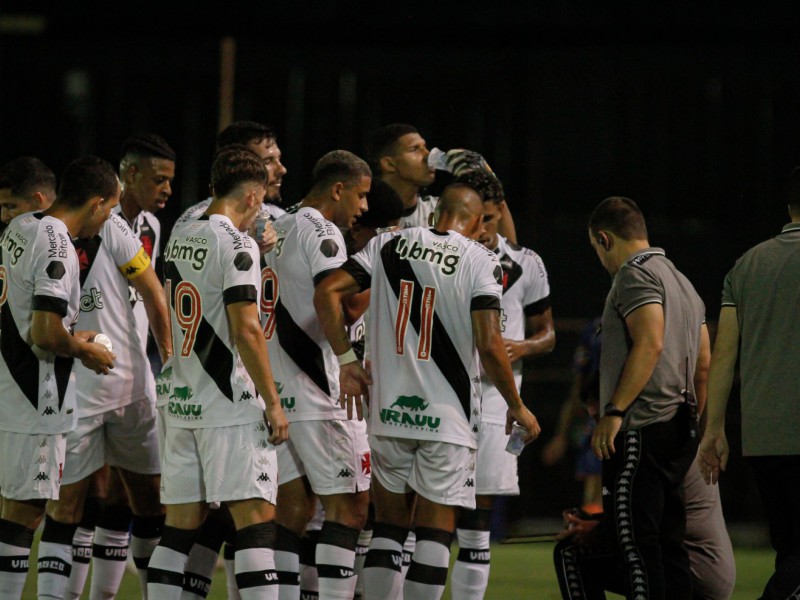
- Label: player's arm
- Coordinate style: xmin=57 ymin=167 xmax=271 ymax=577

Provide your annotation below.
xmin=227 ymin=300 xmax=288 ymax=444
xmin=698 ymin=307 xmax=738 ymax=484
xmin=31 ymin=310 xmax=114 ymax=374
xmin=694 ymin=322 xmax=711 ymax=417
xmin=342 ymin=289 xmax=370 ymax=325
xmin=314 ymin=268 xmax=371 ymax=420
xmin=497 ymin=201 xmax=517 ymax=244
xmin=504 ymin=307 xmax=556 ymax=362
xmin=130 ymin=265 xmax=173 ymax=363
xmin=473 ymin=308 xmax=541 ymax=441
xmin=592 ymin=302 xmax=663 ymax=459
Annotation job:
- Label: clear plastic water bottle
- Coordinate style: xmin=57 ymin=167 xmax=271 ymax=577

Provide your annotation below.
xmin=250 ymin=205 xmax=271 ymax=241
xmin=428 ymin=147 xmax=450 ymax=172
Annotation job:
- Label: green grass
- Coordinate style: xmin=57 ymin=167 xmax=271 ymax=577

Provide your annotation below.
xmin=21 ymin=541 xmax=774 ymax=599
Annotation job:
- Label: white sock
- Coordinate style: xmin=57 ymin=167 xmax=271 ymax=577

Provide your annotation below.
xmin=182 ymin=515 xmax=228 ymax=600
xmin=146 ymin=526 xmax=197 ymax=600
xmin=65 ymin=526 xmax=94 ymax=600
xmin=37 ymin=517 xmax=78 ymax=600
xmin=223 ymin=542 xmax=242 ymax=600
xmin=401 ymin=530 xmax=415 ymax=580
xmin=362 ymin=523 xmax=407 ymax=600
xmin=89 ymin=505 xmax=131 ymax=600
xmin=315 ymin=521 xmax=358 ymax=600
xmin=275 ymin=526 xmax=301 ymax=600
xmin=131 ymin=515 xmax=164 ymax=599
xmin=298 ymin=530 xmax=319 ymax=599
xmin=352 ymin=527 xmax=371 ymax=599
xmin=0 ymin=519 xmax=35 ymax=600
xmin=451 ymin=528 xmax=491 ymax=599
xmin=403 ymin=527 xmax=452 ymax=600
xmin=234 ymin=522 xmax=278 ymax=600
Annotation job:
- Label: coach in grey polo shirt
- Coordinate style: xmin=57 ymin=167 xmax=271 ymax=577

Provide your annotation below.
xmin=588 ymin=197 xmax=710 ymax=600
xmin=700 ymin=171 xmax=800 ymax=599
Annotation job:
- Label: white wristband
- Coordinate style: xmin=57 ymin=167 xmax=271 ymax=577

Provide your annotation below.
xmin=336 ymin=348 xmax=358 ymax=365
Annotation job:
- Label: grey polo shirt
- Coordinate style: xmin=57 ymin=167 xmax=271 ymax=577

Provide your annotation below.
xmin=600 ymin=248 xmax=706 ymax=430
xmin=721 ymin=222 xmax=800 ymax=456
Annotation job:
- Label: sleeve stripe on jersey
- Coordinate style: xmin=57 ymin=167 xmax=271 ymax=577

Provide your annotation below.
xmin=380 ymin=236 xmax=472 ymax=420
xmin=223 ymin=284 xmax=257 ymax=305
xmin=274 ymin=298 xmax=331 ymax=396
xmin=118 ymin=246 xmax=151 ymax=280
xmin=32 ymin=295 xmax=69 ymax=317
xmin=523 ymin=296 xmax=551 ymax=317
xmin=470 ymin=295 xmax=501 ymax=312
xmin=621 ymin=299 xmax=662 ymax=318
xmin=341 ymin=259 xmax=371 ymax=292
xmin=313 ymin=268 xmax=338 ymax=288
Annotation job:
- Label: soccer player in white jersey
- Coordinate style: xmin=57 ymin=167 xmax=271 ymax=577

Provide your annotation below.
xmin=175 ymin=121 xmax=287 ymax=228
xmin=0 ymin=156 xmax=117 ymax=600
xmin=36 ymin=195 xmax=173 ymax=598
xmin=449 ymin=171 xmax=555 ymax=599
xmin=314 ymin=183 xmax=542 ymax=600
xmin=261 ymin=150 xmax=370 ymax=599
xmin=147 ymin=145 xmax=288 ymax=600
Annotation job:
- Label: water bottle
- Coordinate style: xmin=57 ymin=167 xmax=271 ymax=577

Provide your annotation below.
xmin=250 ymin=205 xmax=271 ymax=241
xmin=428 ymin=147 xmax=450 ymax=172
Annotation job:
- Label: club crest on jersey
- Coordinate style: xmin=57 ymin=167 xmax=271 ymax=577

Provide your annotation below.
xmin=164 ymin=238 xmax=208 ymax=271
xmin=395 ymin=237 xmax=460 ymax=276
xmin=380 ymin=395 xmax=440 ymax=431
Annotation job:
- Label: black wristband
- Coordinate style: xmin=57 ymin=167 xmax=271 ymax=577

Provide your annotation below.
xmin=604 ymin=402 xmax=626 ymax=418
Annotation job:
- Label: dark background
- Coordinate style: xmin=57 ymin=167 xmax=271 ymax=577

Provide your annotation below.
xmin=2 ymin=2 xmax=797 ymax=529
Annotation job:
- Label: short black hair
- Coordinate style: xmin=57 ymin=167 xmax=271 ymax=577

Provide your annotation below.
xmin=211 ymin=145 xmax=267 ymax=198
xmin=58 ymin=156 xmax=119 ymax=208
xmin=454 ymin=170 xmax=505 ymax=205
xmin=366 ymin=123 xmax=419 ymax=172
xmin=217 ymin=121 xmax=277 ymax=149
xmin=311 ymin=150 xmax=371 ymax=191
xmin=588 ymin=197 xmax=648 ymax=241
xmin=0 ymin=156 xmax=56 ymax=197
xmin=356 ymin=179 xmax=403 ymax=228
xmin=120 ymin=132 xmax=176 ymax=163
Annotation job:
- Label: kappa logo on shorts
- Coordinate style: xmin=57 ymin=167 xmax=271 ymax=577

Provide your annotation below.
xmin=256 ymin=473 xmax=271 ymax=482
xmin=37 ymin=455 xmax=47 ymax=464
xmin=240 ymin=390 xmax=254 ymax=401
xmin=337 ymin=468 xmax=354 ymax=478
xmin=472 ymin=425 xmax=479 ymax=433
xmin=42 ymin=406 xmax=56 ymax=415
xmin=463 ymin=478 xmax=474 ymax=488
xmin=43 ymin=390 xmax=53 ymax=399
xmin=34 ymin=472 xmax=50 ymax=481
xmin=39 ymin=439 xmax=48 ymax=448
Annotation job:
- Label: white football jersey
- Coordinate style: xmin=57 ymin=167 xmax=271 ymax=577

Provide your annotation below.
xmin=480 ymin=236 xmax=551 ymax=424
xmin=73 ymin=213 xmax=154 ymax=417
xmin=176 ymin=198 xmax=285 ymax=228
xmin=343 ymin=227 xmax=503 ymax=448
xmin=260 ymin=206 xmax=348 ymax=422
xmin=400 ymin=195 xmax=438 ymax=229
xmin=0 ymin=213 xmax=79 ymax=434
xmin=162 ymin=214 xmax=265 ymax=428
xmin=113 ymin=206 xmax=161 ymax=347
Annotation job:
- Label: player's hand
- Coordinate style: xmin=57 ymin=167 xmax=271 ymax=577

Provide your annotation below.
xmin=555 ymin=509 xmax=599 ymax=544
xmin=503 ymin=338 xmax=526 ymax=363
xmin=698 ymin=428 xmax=729 ymax=485
xmin=73 ymin=330 xmax=98 ymax=344
xmin=506 ymin=405 xmax=541 ymax=442
xmin=256 ymin=220 xmax=278 ymax=255
xmin=339 ymin=361 xmax=371 ymax=421
xmin=444 ymin=148 xmax=494 ymax=177
xmin=79 ymin=341 xmax=115 ymax=375
xmin=591 ymin=415 xmax=622 ymax=460
xmin=541 ymin=432 xmax=568 ymax=466
xmin=264 ymin=402 xmax=289 ymax=445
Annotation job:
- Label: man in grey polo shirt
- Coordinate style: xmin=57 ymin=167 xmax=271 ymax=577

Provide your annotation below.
xmin=699 ymin=169 xmax=800 ymax=599
xmin=588 ymin=197 xmax=710 ymax=600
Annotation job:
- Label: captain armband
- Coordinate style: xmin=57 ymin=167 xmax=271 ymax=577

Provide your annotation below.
xmin=118 ymin=247 xmax=151 ymax=280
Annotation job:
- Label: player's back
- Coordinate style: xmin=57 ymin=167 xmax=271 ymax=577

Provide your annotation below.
xmin=349 ymin=226 xmax=503 ymax=447
xmin=162 ymin=213 xmax=264 ymax=428
xmin=261 ymin=206 xmax=349 ymax=421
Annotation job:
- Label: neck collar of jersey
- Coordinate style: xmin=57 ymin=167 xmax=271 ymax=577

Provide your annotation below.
xmin=781 ymin=222 xmax=800 ymax=234
xmin=626 ymin=247 xmax=665 ymax=265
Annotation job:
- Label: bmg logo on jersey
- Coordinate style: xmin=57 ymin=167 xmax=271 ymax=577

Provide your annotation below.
xmin=164 ymin=238 xmax=208 ymax=271
xmin=395 ymin=237 xmax=460 ymax=275
xmin=80 ymin=287 xmax=104 ymax=312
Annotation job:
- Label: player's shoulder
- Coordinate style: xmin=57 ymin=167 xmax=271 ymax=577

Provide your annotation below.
xmin=463 ymin=235 xmax=500 ymax=264
xmin=296 ymin=206 xmax=340 ymax=238
xmin=102 ymin=211 xmax=136 ymax=239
